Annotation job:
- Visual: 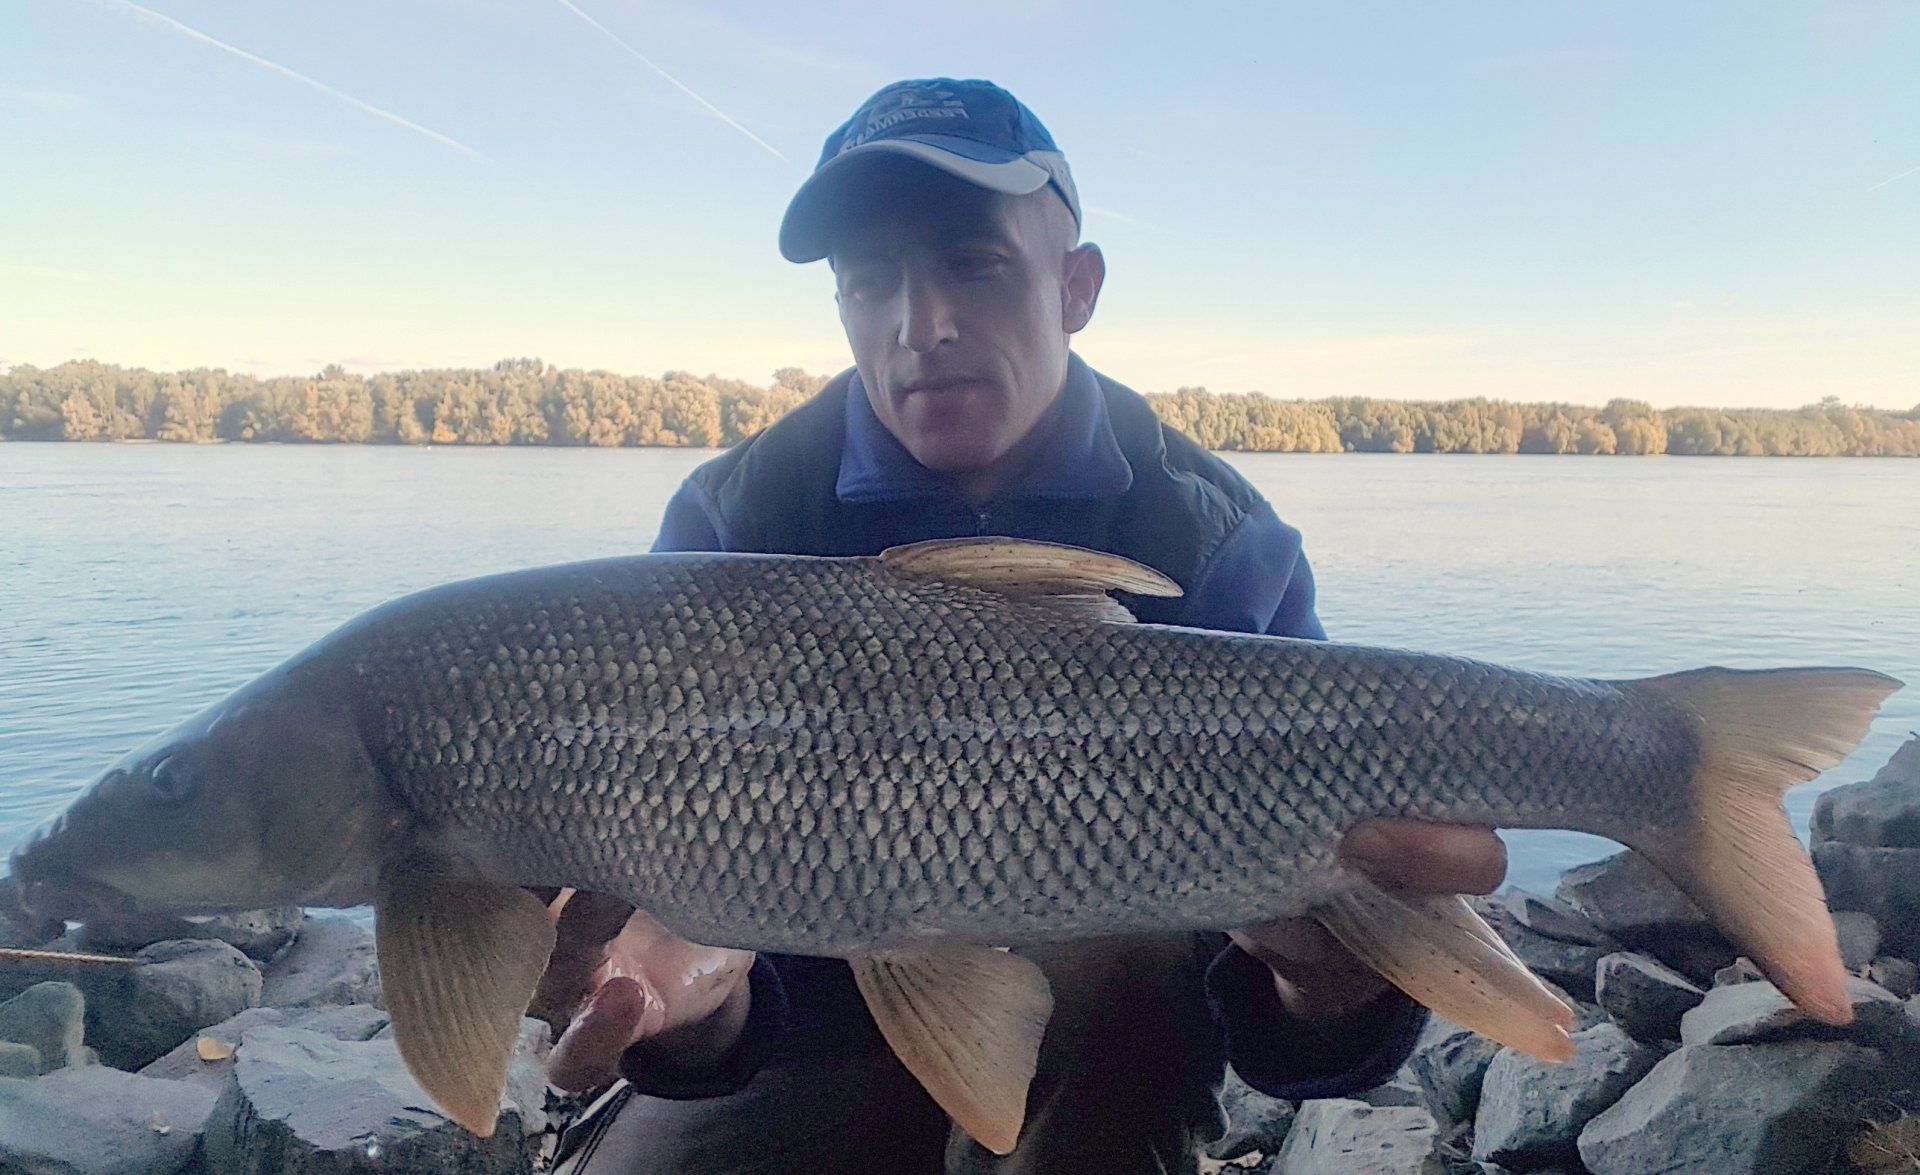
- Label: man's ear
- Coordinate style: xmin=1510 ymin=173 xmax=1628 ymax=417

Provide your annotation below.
xmin=1061 ymin=243 xmax=1105 ymax=335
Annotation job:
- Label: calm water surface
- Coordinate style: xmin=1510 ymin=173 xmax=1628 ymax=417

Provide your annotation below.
xmin=1 ymin=444 xmax=1913 ymax=894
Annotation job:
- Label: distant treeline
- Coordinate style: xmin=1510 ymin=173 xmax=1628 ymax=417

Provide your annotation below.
xmin=4 ymin=359 xmax=1918 ymax=456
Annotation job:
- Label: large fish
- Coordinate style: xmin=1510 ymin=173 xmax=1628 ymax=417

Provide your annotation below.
xmin=8 ymin=539 xmax=1900 ymax=1152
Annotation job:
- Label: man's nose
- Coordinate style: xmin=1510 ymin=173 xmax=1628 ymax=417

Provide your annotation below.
xmin=897 ymin=275 xmax=958 ymax=353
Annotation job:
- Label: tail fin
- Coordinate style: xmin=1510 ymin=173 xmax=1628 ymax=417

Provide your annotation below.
xmin=1626 ymin=666 xmax=1901 ymax=1025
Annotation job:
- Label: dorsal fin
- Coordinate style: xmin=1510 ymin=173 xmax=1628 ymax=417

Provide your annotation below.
xmin=878 ymin=538 xmax=1182 ymax=613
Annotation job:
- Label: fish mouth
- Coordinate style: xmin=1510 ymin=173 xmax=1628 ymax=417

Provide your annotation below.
xmin=7 ymin=863 xmax=138 ymax=926
xmin=7 ymin=817 xmax=139 ymax=925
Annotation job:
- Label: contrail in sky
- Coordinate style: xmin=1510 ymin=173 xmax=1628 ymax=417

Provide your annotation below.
xmin=554 ymin=0 xmax=789 ymax=163
xmin=1866 ymin=164 xmax=1919 ymax=193
xmin=85 ymin=0 xmax=489 ymax=162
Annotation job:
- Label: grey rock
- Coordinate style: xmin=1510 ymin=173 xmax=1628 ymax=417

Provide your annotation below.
xmin=1713 ymin=958 xmax=1765 ymax=987
xmin=1504 ymin=889 xmax=1618 ymax=949
xmin=1834 ymin=910 xmax=1882 ymax=970
xmin=1472 ymin=1022 xmax=1663 ymax=1167
xmin=1679 ymin=975 xmax=1905 ymax=1046
xmin=1810 ymin=735 xmax=1920 ymax=846
xmin=261 ymin=914 xmax=382 ymax=1008
xmin=1578 ymin=1040 xmax=1891 ymax=1173
xmin=201 ymin=1019 xmax=551 ymax=1174
xmin=0 ymin=1042 xmax=39 ymax=1078
xmin=1595 ymin=952 xmax=1705 ymax=1044
xmin=83 ymin=938 xmax=263 ymax=1069
xmin=1814 ymin=841 xmax=1920 ymax=953
xmin=1360 ymin=1075 xmax=1429 ymax=1109
xmin=1556 ymin=850 xmax=1705 ymax=935
xmin=1555 ymin=851 xmax=1733 ymax=981
xmin=0 ymin=980 xmax=86 ymax=1072
xmin=140 ymin=1002 xmax=391 ymax=1087
xmin=1409 ymin=1029 xmax=1499 ymax=1129
xmin=78 ymin=906 xmax=304 ymax=963
xmin=1275 ymin=1099 xmax=1442 ymax=1174
xmin=1208 ymin=1068 xmax=1295 ymax=1160
xmin=1871 ymin=955 xmax=1919 ymax=999
xmin=1477 ymin=902 xmax=1611 ymax=1001
xmin=0 ymin=1064 xmax=219 ymax=1174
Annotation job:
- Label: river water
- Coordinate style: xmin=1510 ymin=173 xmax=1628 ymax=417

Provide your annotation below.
xmin=1 ymin=443 xmax=1913 ymax=894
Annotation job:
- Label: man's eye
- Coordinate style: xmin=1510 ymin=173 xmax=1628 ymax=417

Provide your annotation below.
xmin=842 ymin=271 xmax=891 ymax=299
xmin=952 ymin=254 xmax=1005 ymax=277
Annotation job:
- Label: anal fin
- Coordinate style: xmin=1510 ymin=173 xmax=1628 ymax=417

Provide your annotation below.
xmin=376 ymin=871 xmax=557 ymax=1136
xmin=849 ymin=946 xmax=1054 ymax=1155
xmin=1311 ymin=882 xmax=1576 ymax=1061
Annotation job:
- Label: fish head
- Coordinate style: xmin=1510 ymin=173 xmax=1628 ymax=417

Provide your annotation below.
xmin=11 ymin=669 xmax=395 ymax=921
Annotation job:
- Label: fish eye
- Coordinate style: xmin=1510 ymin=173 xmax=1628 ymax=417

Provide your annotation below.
xmin=148 ymin=755 xmax=195 ymax=802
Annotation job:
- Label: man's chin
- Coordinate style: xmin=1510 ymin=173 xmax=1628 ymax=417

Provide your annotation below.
xmin=903 ymin=439 xmax=1004 ymax=480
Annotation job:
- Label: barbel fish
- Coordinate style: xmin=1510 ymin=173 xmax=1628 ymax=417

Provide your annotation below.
xmin=9 ymin=538 xmax=1900 ymax=1152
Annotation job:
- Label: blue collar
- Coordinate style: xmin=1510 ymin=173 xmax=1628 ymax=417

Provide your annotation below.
xmin=835 ymin=353 xmax=1134 ymax=503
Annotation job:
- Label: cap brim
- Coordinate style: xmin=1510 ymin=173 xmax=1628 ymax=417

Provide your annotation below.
xmin=779 ymin=138 xmax=1055 ymax=263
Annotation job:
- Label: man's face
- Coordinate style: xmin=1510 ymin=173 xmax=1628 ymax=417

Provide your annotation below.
xmin=827 ymin=163 xmax=1101 ymax=492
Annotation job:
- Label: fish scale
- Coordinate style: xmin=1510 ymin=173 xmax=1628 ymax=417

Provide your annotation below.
xmin=330 ymin=552 xmax=1692 ymax=955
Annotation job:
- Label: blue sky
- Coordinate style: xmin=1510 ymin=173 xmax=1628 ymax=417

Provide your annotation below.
xmin=3 ymin=0 xmax=1915 ymax=408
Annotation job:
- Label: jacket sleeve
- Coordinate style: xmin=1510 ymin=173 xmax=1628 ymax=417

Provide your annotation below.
xmin=1184 ymin=500 xmax=1429 ymax=1096
xmin=1204 ymin=942 xmax=1427 ymax=1100
xmin=651 ymin=479 xmax=730 ymax=553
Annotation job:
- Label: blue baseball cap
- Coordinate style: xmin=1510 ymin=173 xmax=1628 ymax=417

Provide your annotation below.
xmin=779 ymin=77 xmax=1082 ymax=264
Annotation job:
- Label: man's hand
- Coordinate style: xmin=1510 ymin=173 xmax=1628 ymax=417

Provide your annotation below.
xmin=1227 ymin=819 xmax=1508 ymax=1022
xmin=531 ymin=890 xmax=755 ymax=1094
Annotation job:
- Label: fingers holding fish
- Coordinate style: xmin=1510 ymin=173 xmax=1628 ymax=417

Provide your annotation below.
xmin=541 ymin=899 xmax=755 ymax=1094
xmin=1338 ymin=819 xmax=1509 ymax=897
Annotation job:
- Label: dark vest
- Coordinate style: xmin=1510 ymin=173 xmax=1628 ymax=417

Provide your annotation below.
xmin=687 ymin=369 xmax=1265 ymax=626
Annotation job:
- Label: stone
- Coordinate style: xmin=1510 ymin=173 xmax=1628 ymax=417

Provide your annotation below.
xmin=1274 ymin=1099 xmax=1442 ymax=1174
xmin=1834 ymin=910 xmax=1882 ymax=970
xmin=1359 ymin=1075 xmax=1428 ymax=1109
xmin=1713 ymin=958 xmax=1765 ymax=987
xmin=1578 ymin=1040 xmax=1892 ymax=1173
xmin=1408 ymin=1028 xmax=1499 ymax=1129
xmin=1871 ymin=956 xmax=1919 ymax=999
xmin=1594 ymin=952 xmax=1705 ymax=1044
xmin=201 ymin=1019 xmax=552 ymax=1174
xmin=1472 ymin=1022 xmax=1663 ymax=1167
xmin=1814 ymin=841 xmax=1920 ymax=953
xmin=0 ymin=1065 xmax=219 ymax=1175
xmin=1679 ymin=975 xmax=1907 ymax=1047
xmin=1555 ymin=851 xmax=1733 ymax=981
xmin=1208 ymin=1068 xmax=1296 ymax=1161
xmin=0 ymin=1043 xmax=39 ymax=1078
xmin=1477 ymin=901 xmax=1611 ymax=1001
xmin=0 ymin=980 xmax=86 ymax=1072
xmin=140 ymin=1003 xmax=391 ymax=1088
xmin=83 ymin=938 xmax=263 ymax=1070
xmin=1504 ymin=889 xmax=1618 ymax=949
xmin=1810 ymin=735 xmax=1920 ymax=846
xmin=78 ymin=906 xmax=303 ymax=964
xmin=261 ymin=914 xmax=382 ymax=1008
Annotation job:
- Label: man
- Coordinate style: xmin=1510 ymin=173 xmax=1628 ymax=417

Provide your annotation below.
xmin=545 ymin=78 xmax=1507 ymax=1173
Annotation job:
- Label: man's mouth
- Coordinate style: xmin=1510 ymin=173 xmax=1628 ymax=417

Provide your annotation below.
xmin=902 ymin=377 xmax=987 ymax=396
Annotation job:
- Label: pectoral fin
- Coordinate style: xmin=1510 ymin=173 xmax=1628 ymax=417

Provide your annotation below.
xmin=375 ymin=872 xmax=557 ymax=1136
xmin=1311 ymin=883 xmax=1576 ymax=1061
xmin=849 ymin=946 xmax=1054 ymax=1156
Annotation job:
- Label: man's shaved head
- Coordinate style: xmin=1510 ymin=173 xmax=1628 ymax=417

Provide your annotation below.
xmin=822 ymin=157 xmax=1106 ymax=501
